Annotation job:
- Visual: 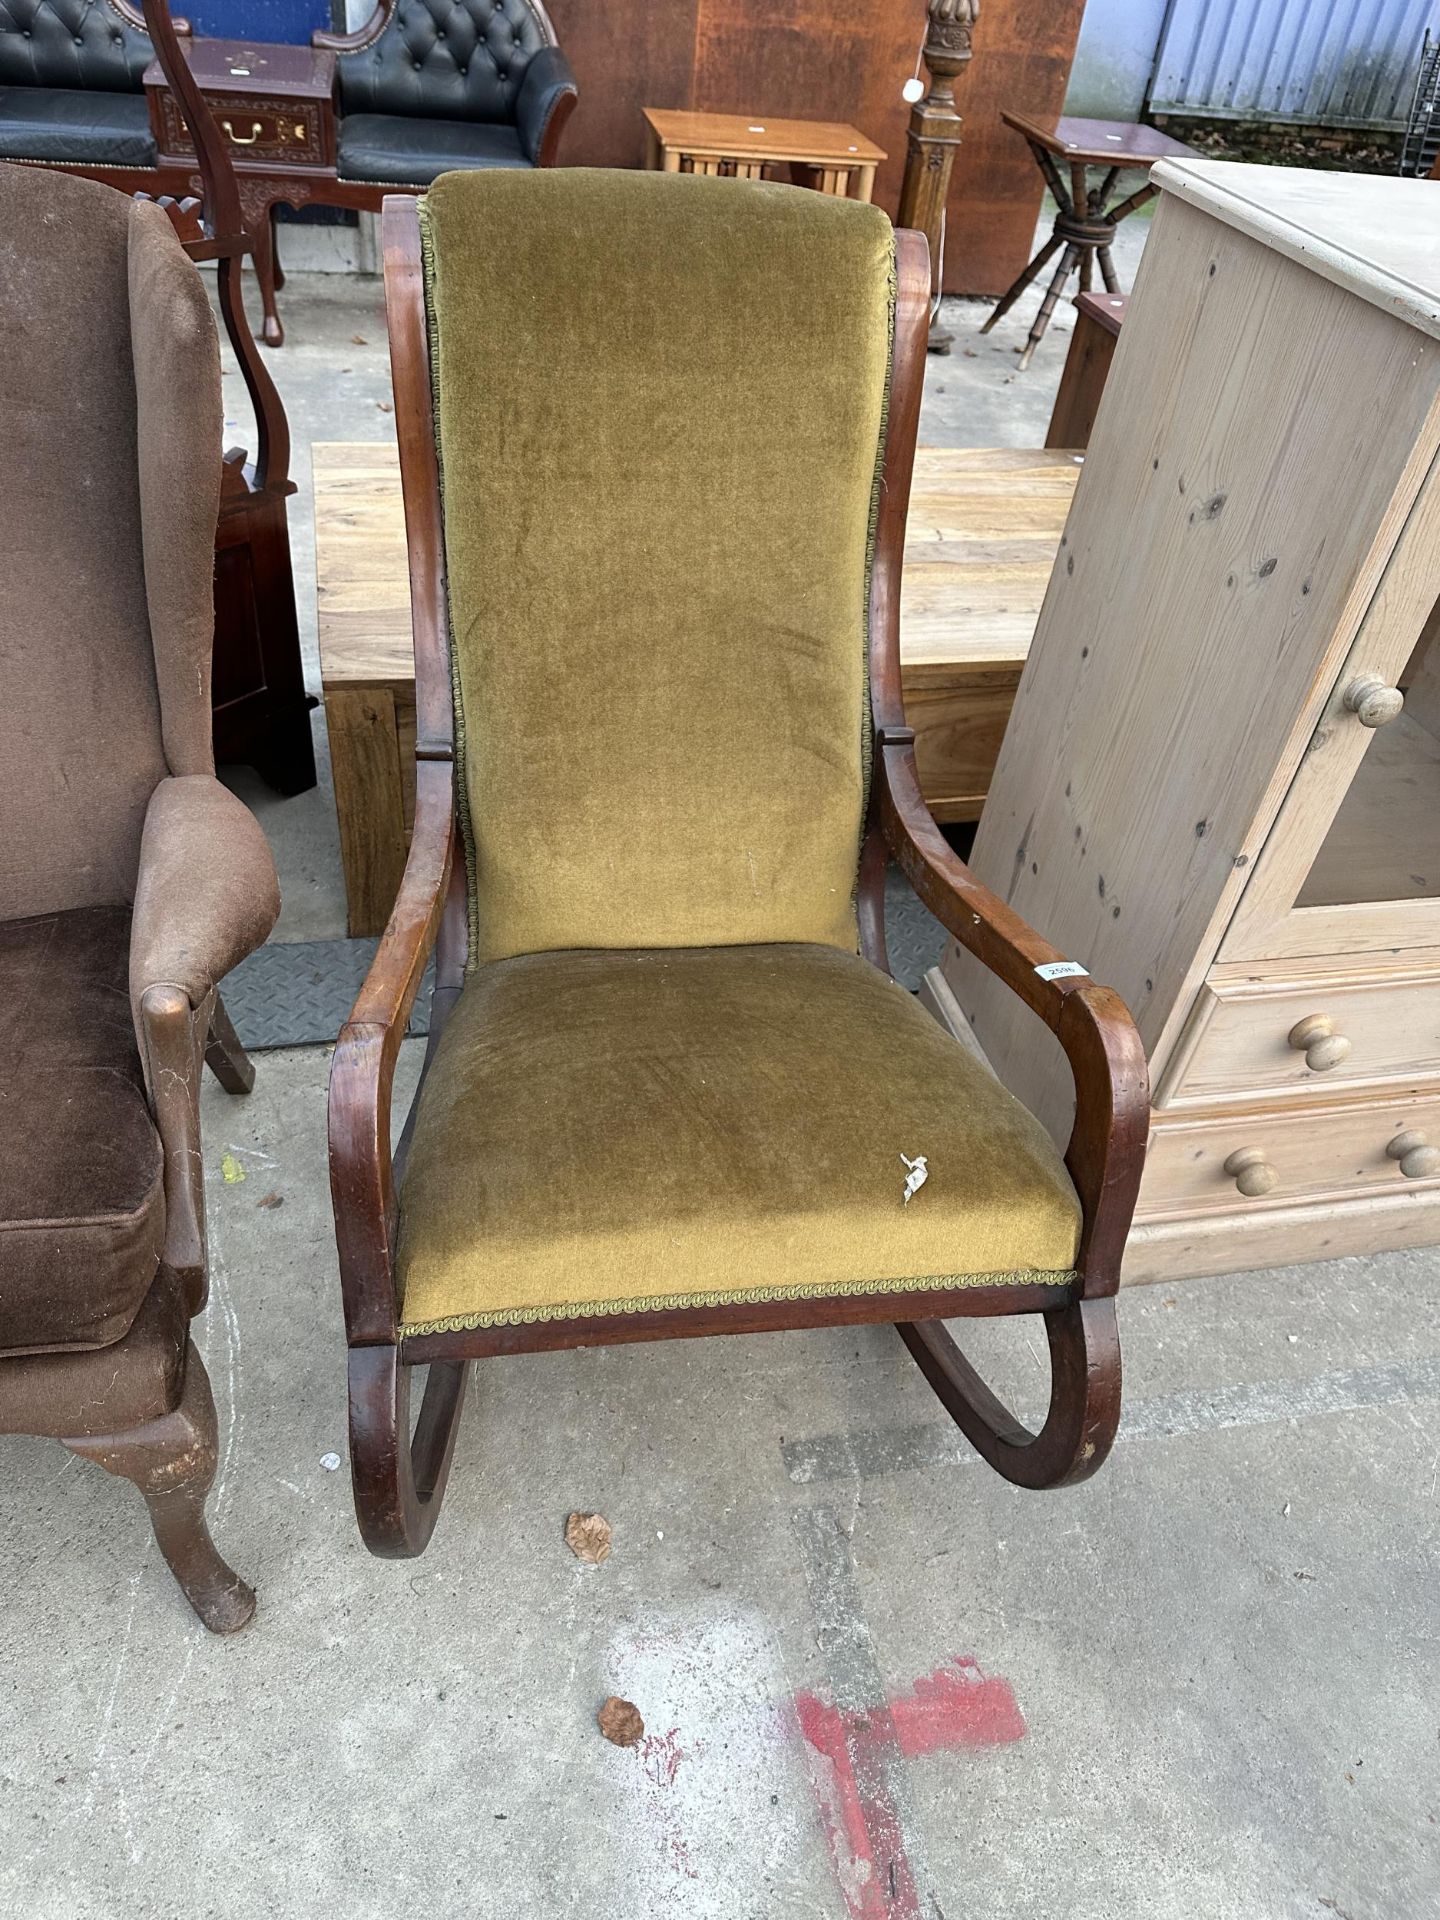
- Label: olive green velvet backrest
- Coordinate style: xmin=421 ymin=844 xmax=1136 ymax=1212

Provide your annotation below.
xmin=418 ymin=169 xmax=896 ymax=967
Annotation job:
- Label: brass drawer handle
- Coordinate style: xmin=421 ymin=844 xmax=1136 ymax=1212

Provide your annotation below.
xmin=1287 ymin=1012 xmax=1352 ymax=1073
xmin=1386 ymin=1130 xmax=1440 ymax=1180
xmin=1342 ymin=675 xmax=1404 ymax=728
xmin=222 ymin=119 xmax=264 ymax=146
xmin=1223 ymin=1146 xmax=1280 ymax=1197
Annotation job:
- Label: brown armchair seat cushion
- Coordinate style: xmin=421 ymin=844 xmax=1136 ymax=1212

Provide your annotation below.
xmin=0 ymin=1267 xmax=184 ymax=1438
xmin=396 ymin=943 xmax=1081 ymax=1336
xmin=0 ymin=907 xmax=164 ymax=1356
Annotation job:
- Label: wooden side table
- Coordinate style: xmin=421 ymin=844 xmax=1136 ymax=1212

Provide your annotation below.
xmin=982 ymin=113 xmax=1195 ymax=368
xmin=1045 ymin=290 xmax=1127 ymax=450
xmin=144 ymin=37 xmax=338 ymax=346
xmin=642 ymin=109 xmax=885 ymax=200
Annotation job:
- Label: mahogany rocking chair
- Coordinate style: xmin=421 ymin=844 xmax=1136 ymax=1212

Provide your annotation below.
xmin=328 ymin=171 xmax=1148 ymax=1557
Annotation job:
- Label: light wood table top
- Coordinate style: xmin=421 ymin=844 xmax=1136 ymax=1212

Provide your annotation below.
xmin=314 ymin=441 xmax=1080 ymax=688
xmin=641 ymin=108 xmax=885 ymax=167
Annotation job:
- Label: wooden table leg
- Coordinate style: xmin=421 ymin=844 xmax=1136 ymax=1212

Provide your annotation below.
xmin=325 ymin=685 xmax=409 ymax=938
xmin=269 ymin=204 xmax=285 ymax=290
xmin=245 ymin=196 xmax=284 ymax=348
xmin=980 ymin=234 xmax=1064 ymax=335
xmin=1017 ymin=241 xmax=1081 ymax=371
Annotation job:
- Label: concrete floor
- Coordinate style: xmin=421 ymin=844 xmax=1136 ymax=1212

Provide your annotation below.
xmin=6 ymin=204 xmax=1440 ymax=1920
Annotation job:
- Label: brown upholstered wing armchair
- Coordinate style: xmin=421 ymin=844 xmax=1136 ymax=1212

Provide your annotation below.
xmin=329 ymin=172 xmax=1148 ymax=1561
xmin=0 ymin=163 xmax=279 ymax=1632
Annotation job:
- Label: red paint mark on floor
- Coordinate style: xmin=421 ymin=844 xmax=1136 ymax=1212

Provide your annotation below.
xmin=641 ymin=1727 xmax=685 ymax=1789
xmin=889 ymin=1655 xmax=1027 ymax=1757
xmin=796 ymin=1659 xmax=1025 ymax=1920
xmin=796 ymin=1691 xmax=920 ymax=1919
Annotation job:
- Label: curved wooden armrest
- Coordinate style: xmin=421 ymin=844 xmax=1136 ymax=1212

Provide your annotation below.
xmin=329 ymin=757 xmax=455 ymax=1345
xmin=313 ymin=0 xmax=394 ymax=54
xmin=876 ymin=732 xmax=1149 ymax=1294
xmin=109 ymin=0 xmax=191 ymax=32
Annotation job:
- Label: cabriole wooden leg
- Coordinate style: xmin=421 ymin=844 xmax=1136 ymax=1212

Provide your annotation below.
xmin=247 ymin=201 xmax=284 ymax=348
xmin=64 ymin=1344 xmax=256 ymax=1634
xmin=205 ymin=990 xmax=255 ymax=1094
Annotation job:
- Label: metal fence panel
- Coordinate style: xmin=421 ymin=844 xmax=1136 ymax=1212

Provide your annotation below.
xmin=1150 ymin=0 xmax=1440 ymax=128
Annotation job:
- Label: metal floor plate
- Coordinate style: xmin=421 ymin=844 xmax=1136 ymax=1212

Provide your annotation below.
xmin=223 ymin=938 xmax=434 ymax=1050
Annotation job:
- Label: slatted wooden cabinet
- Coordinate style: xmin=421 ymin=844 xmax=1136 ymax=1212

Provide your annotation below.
xmin=944 ymin=162 xmax=1440 ymax=1283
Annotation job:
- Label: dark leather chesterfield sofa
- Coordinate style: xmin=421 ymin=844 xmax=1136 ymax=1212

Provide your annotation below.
xmin=0 ymin=0 xmax=160 ymax=170
xmin=314 ymin=0 xmax=577 ymax=187
xmin=0 ymin=0 xmax=576 ymax=193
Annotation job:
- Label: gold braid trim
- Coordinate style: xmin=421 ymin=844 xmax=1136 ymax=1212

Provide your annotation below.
xmin=400 ymin=1266 xmax=1077 ymax=1337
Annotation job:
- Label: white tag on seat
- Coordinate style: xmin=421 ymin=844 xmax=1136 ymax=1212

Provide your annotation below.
xmin=1035 ymin=960 xmax=1089 ymax=981
xmin=900 ymin=1153 xmax=928 ymax=1204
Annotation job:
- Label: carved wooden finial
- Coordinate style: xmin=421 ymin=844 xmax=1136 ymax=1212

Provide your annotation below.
xmin=897 ymin=0 xmax=979 ymax=354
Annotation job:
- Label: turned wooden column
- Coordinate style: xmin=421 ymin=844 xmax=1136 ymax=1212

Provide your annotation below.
xmin=897 ymin=0 xmax=978 ymax=354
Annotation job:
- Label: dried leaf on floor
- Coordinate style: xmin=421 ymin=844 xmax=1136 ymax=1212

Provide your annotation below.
xmin=351 ymin=334 xmax=367 ymax=344
xmin=377 ymin=400 xmax=393 ymax=413
xmin=565 ymin=1510 xmax=612 ymax=1564
xmin=597 ymin=1696 xmax=644 ymax=1747
xmin=257 ymin=1191 xmax=284 ymax=1210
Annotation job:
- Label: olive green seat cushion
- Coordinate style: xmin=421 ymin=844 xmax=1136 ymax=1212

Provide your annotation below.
xmin=396 ymin=945 xmax=1080 ymax=1334
xmin=419 ymin=168 xmax=895 ymax=965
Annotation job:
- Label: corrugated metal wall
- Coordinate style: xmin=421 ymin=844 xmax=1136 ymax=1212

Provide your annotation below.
xmin=1150 ymin=0 xmax=1440 ymax=128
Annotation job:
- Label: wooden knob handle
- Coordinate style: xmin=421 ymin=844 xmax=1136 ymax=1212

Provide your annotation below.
xmin=1386 ymin=1130 xmax=1440 ymax=1179
xmin=1223 ymin=1146 xmax=1280 ymax=1197
xmin=1342 ymin=675 xmax=1404 ymax=728
xmin=1286 ymin=1013 xmax=1352 ymax=1072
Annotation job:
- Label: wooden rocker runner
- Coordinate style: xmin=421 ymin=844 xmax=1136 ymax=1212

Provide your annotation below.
xmin=328 ymin=170 xmax=1148 ymax=1557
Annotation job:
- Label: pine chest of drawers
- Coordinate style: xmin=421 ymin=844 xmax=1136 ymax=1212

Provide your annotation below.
xmin=944 ymin=160 xmax=1440 ymax=1283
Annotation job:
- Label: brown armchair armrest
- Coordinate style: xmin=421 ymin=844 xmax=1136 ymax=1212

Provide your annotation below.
xmin=312 ymin=0 xmax=394 ymax=54
xmin=126 ymin=775 xmax=278 ymax=1306
xmin=129 ymin=776 xmax=280 ymax=1014
xmin=329 ymin=757 xmax=456 ymax=1346
xmin=876 ymin=729 xmax=1149 ymax=1294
